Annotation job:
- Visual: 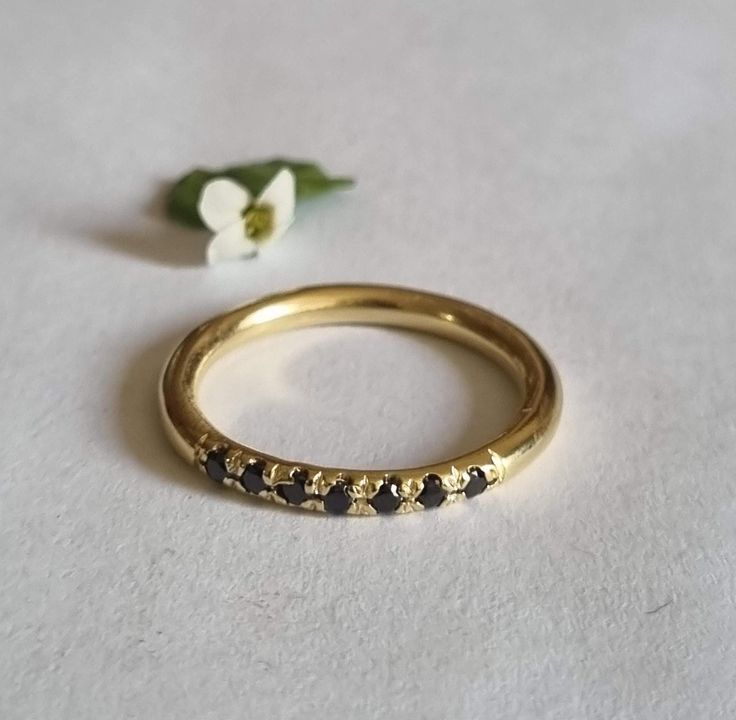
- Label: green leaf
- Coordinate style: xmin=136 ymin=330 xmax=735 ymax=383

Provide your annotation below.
xmin=167 ymin=159 xmax=355 ymax=228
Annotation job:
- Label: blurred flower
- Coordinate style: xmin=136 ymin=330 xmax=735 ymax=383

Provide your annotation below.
xmin=197 ymin=168 xmax=295 ymax=263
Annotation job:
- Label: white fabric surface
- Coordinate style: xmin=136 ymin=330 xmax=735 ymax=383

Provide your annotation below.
xmin=2 ymin=1 xmax=735 ymax=718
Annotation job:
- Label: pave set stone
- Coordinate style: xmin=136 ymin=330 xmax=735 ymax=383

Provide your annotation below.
xmin=276 ymin=468 xmax=309 ymax=505
xmin=200 ymin=447 xmax=500 ymax=514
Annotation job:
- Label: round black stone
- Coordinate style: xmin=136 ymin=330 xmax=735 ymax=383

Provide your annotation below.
xmin=418 ymin=473 xmax=446 ymax=508
xmin=239 ymin=461 xmax=268 ymax=494
xmin=276 ymin=469 xmax=309 ymax=505
xmin=323 ymin=482 xmax=352 ymax=515
xmin=204 ymin=449 xmax=229 ymax=483
xmin=464 ymin=466 xmax=488 ymax=498
xmin=369 ymin=477 xmax=402 ymax=514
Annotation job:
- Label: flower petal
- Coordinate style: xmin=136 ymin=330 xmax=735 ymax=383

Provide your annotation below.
xmin=206 ymin=221 xmax=257 ymax=264
xmin=198 ymin=178 xmax=251 ymax=232
xmin=256 ymin=167 xmax=295 ymax=229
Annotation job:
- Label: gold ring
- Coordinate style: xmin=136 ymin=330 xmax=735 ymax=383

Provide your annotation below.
xmin=159 ymin=284 xmax=561 ymax=515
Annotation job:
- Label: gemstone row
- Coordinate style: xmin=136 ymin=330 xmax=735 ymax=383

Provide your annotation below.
xmin=200 ymin=447 xmax=500 ymax=514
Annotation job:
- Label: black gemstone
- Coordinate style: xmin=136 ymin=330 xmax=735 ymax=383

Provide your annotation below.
xmin=323 ymin=482 xmax=352 ymax=515
xmin=277 ymin=469 xmax=310 ymax=505
xmin=369 ymin=476 xmax=402 ymax=514
xmin=204 ymin=449 xmax=229 ymax=483
xmin=464 ymin=466 xmax=488 ymax=498
xmin=418 ymin=473 xmax=446 ymax=508
xmin=240 ymin=460 xmax=268 ymax=494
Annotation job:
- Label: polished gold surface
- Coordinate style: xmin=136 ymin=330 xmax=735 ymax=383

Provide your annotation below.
xmin=159 ymin=284 xmax=562 ymax=514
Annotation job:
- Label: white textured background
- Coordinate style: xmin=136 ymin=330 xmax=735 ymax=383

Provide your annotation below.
xmin=2 ymin=1 xmax=735 ymax=718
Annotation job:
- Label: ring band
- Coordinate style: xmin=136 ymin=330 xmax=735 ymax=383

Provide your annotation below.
xmin=159 ymin=284 xmax=561 ymax=515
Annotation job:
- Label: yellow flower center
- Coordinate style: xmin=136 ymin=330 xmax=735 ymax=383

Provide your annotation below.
xmin=243 ymin=204 xmax=275 ymax=242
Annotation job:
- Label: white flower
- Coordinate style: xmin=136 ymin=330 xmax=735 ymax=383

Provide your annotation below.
xmin=197 ymin=168 xmax=296 ymax=264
